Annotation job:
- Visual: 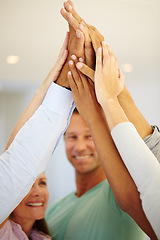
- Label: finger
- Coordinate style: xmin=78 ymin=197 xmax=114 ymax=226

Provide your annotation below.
xmin=62 ymin=1 xmax=85 ymax=31
xmin=73 ymin=29 xmax=85 ymax=59
xmin=78 ymin=23 xmax=95 ymax=69
xmin=60 ymin=8 xmax=79 ymax=30
xmin=49 ymin=49 xmax=68 ymax=82
xmin=96 ymin=47 xmax=103 ymax=72
xmin=71 ymin=54 xmax=79 ymax=65
xmin=65 ymin=1 xmax=86 ymax=25
xmin=76 ymin=62 xmax=95 ymax=82
xmin=50 ymin=33 xmax=70 ymax=82
xmin=88 ymin=25 xmax=104 ymax=42
xmin=67 ymin=0 xmax=74 ymax=8
xmin=119 ymin=68 xmax=125 ymax=82
xmin=76 ymin=28 xmax=84 ymax=40
xmin=59 ymin=32 xmax=70 ymax=58
xmin=64 ymin=1 xmax=72 ymax=12
xmin=89 ymin=29 xmax=101 ymax=52
xmin=118 ymin=68 xmax=120 ymax=78
xmin=101 ymin=41 xmax=110 ymax=69
xmin=69 ymin=60 xmax=85 ymax=89
xmin=68 ymin=70 xmax=78 ymax=93
xmin=110 ymin=51 xmax=118 ymax=76
xmin=78 ymin=23 xmax=91 ymax=47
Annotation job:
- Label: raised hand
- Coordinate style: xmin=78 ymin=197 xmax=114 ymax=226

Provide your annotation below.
xmin=95 ymin=41 xmax=125 ymax=107
xmin=61 ymin=0 xmax=104 ymax=51
xmin=67 ymin=55 xmax=102 ymax=123
xmin=56 ymin=28 xmax=85 ymax=88
xmin=46 ymin=32 xmax=69 ymax=85
xmin=61 ymin=1 xmax=104 ymax=69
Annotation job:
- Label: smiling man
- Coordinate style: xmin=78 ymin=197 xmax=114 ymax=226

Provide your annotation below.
xmin=45 ymin=108 xmax=147 ymax=240
xmin=64 ymin=108 xmax=105 ymax=197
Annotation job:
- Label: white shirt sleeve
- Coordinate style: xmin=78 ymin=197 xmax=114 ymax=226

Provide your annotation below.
xmin=111 ymin=122 xmax=160 ymax=239
xmin=0 ymin=82 xmax=74 ymax=223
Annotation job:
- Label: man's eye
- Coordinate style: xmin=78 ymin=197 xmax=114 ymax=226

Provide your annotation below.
xmin=86 ymin=135 xmax=92 ymax=139
xmin=69 ymin=136 xmax=77 ymax=139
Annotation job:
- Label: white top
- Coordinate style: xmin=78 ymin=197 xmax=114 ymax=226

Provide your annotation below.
xmin=111 ymin=122 xmax=160 ymax=239
xmin=0 ymin=82 xmax=74 ymax=224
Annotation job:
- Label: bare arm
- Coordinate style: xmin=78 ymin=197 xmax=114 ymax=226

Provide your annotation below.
xmin=94 ymin=42 xmax=159 ymax=239
xmin=5 ymin=33 xmax=69 ymax=150
xmin=67 ymin=55 xmax=157 ymax=240
xmin=118 ymin=86 xmax=152 ymax=138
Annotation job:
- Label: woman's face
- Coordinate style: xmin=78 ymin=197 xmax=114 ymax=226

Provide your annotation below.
xmin=12 ymin=173 xmax=49 ymax=222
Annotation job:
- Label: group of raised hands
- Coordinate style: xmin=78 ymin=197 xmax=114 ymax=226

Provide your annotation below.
xmin=52 ymin=0 xmax=125 ymax=128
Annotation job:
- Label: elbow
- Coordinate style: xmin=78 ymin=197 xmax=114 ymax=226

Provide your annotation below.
xmin=116 ymin=190 xmax=141 ymax=214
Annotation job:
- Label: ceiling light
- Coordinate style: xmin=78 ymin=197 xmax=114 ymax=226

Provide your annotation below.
xmin=121 ymin=63 xmax=133 ymax=73
xmin=6 ymin=55 xmax=20 ymax=64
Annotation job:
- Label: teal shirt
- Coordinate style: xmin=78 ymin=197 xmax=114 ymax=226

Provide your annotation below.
xmin=46 ymin=180 xmax=146 ymax=240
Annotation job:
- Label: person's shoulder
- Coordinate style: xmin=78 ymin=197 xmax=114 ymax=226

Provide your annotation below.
xmin=30 ymin=229 xmax=52 ymax=240
xmin=0 ymin=219 xmax=27 ymax=240
xmin=0 ymin=220 xmax=13 ymax=240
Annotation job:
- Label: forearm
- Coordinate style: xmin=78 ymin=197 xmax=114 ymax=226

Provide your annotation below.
xmin=5 ymin=65 xmax=63 ymax=150
xmin=87 ymin=110 xmax=135 ymax=203
xmin=118 ymin=86 xmax=152 ymax=138
xmin=0 ymin=83 xmax=74 ymax=224
xmin=111 ymin=122 xmax=160 ymax=239
xmin=89 ymin=103 xmax=158 ymax=239
xmin=102 ymin=98 xmax=129 ymax=131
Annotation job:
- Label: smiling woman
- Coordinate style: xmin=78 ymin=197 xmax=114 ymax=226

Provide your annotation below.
xmin=0 ymin=173 xmax=51 ymax=239
xmin=10 ymin=173 xmax=49 ymax=237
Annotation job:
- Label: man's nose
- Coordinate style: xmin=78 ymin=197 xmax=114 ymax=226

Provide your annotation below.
xmin=74 ymin=138 xmax=86 ymax=152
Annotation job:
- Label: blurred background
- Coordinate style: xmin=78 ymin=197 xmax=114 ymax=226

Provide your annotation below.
xmin=0 ymin=0 xmax=160 ymax=205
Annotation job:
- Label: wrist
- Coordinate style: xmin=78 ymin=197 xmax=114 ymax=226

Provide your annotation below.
xmin=56 ymin=62 xmax=70 ymax=89
xmin=100 ymin=97 xmax=118 ymax=112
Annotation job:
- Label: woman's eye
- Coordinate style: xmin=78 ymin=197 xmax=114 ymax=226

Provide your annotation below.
xmin=40 ymin=181 xmax=47 ymax=186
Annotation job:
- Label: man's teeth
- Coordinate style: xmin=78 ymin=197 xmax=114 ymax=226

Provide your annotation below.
xmin=75 ymin=155 xmax=90 ymax=160
xmin=26 ymin=202 xmax=43 ymax=206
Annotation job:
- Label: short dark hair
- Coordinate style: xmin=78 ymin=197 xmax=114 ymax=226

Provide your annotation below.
xmin=64 ymin=107 xmax=79 ymax=136
xmin=73 ymin=107 xmax=79 ymax=114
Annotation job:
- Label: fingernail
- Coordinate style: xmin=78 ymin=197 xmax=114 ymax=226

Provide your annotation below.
xmin=79 ymin=58 xmax=83 ymax=62
xmin=68 ymin=12 xmax=72 ymax=18
xmin=68 ymin=4 xmax=72 ymax=10
xmin=76 ymin=62 xmax=83 ymax=69
xmin=71 ymin=55 xmax=76 ymax=60
xmin=79 ymin=24 xmax=83 ymax=30
xmin=76 ymin=30 xmax=81 ymax=38
xmin=69 ymin=60 xmax=73 ymax=66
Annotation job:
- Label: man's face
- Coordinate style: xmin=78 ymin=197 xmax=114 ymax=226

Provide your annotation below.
xmin=64 ymin=114 xmax=100 ymax=175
